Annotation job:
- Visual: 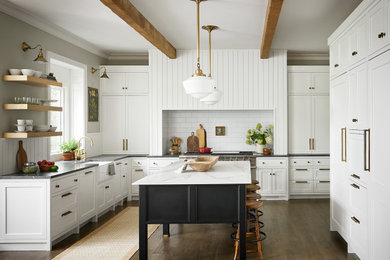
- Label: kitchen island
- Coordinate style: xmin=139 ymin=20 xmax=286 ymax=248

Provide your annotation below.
xmin=133 ymin=161 xmax=251 ymax=260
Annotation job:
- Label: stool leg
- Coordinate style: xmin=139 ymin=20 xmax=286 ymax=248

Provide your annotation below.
xmin=255 ymin=211 xmax=263 ymax=260
xmin=233 ymin=224 xmax=239 ymax=260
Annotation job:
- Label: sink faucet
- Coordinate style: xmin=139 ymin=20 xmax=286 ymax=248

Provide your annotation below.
xmin=75 ymin=136 xmax=94 ymax=162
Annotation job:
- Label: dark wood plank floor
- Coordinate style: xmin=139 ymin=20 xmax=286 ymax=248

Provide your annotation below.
xmin=0 ymin=199 xmax=359 ymax=260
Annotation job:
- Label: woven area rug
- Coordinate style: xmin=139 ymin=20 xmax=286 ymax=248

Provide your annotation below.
xmin=54 ymin=207 xmax=159 ymax=260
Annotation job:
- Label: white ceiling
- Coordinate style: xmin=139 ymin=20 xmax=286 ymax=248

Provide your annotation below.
xmin=4 ymin=0 xmax=361 ymax=57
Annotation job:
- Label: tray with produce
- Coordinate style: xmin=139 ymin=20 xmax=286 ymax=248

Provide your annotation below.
xmin=37 ymin=160 xmax=59 ymax=172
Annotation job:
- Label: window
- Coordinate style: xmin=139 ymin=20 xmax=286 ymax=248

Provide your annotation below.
xmin=47 ymin=54 xmax=86 ymax=157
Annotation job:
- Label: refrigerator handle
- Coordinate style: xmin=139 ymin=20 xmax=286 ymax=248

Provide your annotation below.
xmin=341 ymin=127 xmax=347 ymax=162
xmin=364 ymin=129 xmax=371 ymax=172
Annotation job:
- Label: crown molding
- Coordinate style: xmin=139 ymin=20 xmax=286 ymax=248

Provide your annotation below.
xmin=0 ymin=0 xmax=108 ymax=58
xmin=288 ymin=52 xmax=329 ymax=61
xmin=107 ymin=52 xmax=149 ymax=61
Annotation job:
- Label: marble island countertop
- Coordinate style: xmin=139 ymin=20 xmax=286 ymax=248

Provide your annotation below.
xmin=133 ymin=161 xmax=252 ymax=185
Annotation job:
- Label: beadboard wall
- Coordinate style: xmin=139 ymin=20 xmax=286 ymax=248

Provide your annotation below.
xmin=149 ymin=49 xmax=287 ymax=155
xmin=163 ymin=110 xmax=274 ymax=153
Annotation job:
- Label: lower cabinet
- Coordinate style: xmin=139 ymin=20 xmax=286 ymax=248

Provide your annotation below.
xmin=96 ymin=180 xmax=114 ymax=213
xmin=78 ymin=169 xmax=96 ymax=223
xmin=256 ymin=158 xmax=288 ymax=199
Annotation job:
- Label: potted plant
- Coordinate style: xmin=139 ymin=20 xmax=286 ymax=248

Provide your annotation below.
xmin=246 ymin=123 xmax=274 ymax=154
xmin=60 ymin=138 xmax=78 ymax=160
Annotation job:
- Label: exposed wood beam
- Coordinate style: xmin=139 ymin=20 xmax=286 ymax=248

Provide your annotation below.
xmin=260 ymin=0 xmax=284 ymax=59
xmin=100 ymin=0 xmax=176 ymax=59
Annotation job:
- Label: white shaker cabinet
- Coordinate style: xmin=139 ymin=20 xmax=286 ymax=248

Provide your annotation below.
xmin=369 ymin=0 xmax=389 ymax=55
xmin=288 ymin=96 xmax=312 ymax=154
xmin=348 ymin=17 xmax=369 ymax=67
xmin=312 ymin=95 xmax=330 ymax=154
xmin=125 ymin=96 xmax=149 ymax=154
xmin=256 ymin=158 xmax=288 ymax=200
xmin=78 ymin=169 xmax=96 ymax=223
xmin=100 ymin=66 xmax=148 ymax=95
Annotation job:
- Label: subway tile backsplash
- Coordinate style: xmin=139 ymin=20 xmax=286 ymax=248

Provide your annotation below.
xmin=163 ymin=110 xmax=274 ymax=153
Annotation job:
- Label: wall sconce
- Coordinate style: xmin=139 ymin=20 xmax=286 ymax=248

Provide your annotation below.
xmin=22 ymin=42 xmax=48 ymax=64
xmin=91 ymin=67 xmax=109 ymax=79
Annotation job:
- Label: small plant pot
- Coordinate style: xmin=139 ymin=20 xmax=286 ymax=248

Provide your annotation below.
xmin=62 ymin=151 xmax=75 ymax=161
xmin=256 ymin=144 xmax=265 ymax=154
xmin=263 ymin=148 xmax=272 ymax=156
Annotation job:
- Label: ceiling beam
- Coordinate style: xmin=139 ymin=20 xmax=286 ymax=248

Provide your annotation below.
xmin=260 ymin=0 xmax=284 ymax=59
xmin=100 ymin=0 xmax=176 ymax=59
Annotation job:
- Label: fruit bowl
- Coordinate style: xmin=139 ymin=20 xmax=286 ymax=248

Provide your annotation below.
xmin=39 ymin=164 xmax=51 ymax=172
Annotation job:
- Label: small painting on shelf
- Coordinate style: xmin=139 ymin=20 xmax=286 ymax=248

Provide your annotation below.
xmin=215 ymin=126 xmax=225 ymax=136
xmin=88 ymin=87 xmax=99 ymax=122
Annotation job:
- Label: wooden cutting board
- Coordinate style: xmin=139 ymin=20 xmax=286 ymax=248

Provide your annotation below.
xmin=196 ymin=124 xmax=207 ymax=148
xmin=187 ymin=132 xmax=199 ymax=152
xmin=17 ymin=140 xmax=28 ymax=171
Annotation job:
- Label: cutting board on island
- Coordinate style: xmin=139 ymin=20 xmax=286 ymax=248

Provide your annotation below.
xmin=187 ymin=132 xmax=199 ymax=152
xmin=17 ymin=140 xmax=28 ymax=171
xmin=196 ymin=124 xmax=207 ymax=148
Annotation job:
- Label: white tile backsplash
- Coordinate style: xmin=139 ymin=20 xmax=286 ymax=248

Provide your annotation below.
xmin=163 ymin=110 xmax=274 ymax=153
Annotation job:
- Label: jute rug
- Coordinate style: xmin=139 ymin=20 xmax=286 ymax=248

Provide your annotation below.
xmin=54 ymin=207 xmax=159 ymax=260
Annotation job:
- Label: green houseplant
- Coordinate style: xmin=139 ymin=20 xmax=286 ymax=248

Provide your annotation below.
xmin=246 ymin=123 xmax=273 ymax=154
xmin=60 ymin=138 xmax=78 ymax=160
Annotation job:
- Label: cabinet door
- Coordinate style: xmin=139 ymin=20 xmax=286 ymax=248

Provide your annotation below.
xmin=288 ymin=96 xmax=312 ymax=154
xmin=78 ymin=169 xmax=96 ymax=221
xmin=312 ymin=96 xmax=330 ymax=154
xmin=257 ymin=169 xmax=272 ymax=194
xmin=100 ymin=72 xmax=126 ymax=94
xmin=348 ymin=63 xmax=369 ymax=129
xmin=311 ymin=73 xmax=329 ymax=95
xmin=131 ymin=168 xmax=146 ymax=195
xmin=113 ymin=163 xmax=122 ymax=200
xmin=369 ymin=1 xmax=389 ymax=54
xmin=273 ymin=169 xmax=287 ymax=195
xmin=105 ymin=182 xmax=114 ymax=205
xmin=96 ymin=184 xmax=105 ymax=212
xmin=288 ymin=73 xmax=311 ymax=94
xmin=125 ymin=96 xmax=149 ymax=154
xmin=330 ymin=41 xmax=340 ymax=77
xmin=126 ymin=72 xmax=148 ymax=94
xmin=101 ymin=96 xmax=126 ymax=154
xmin=349 ymin=18 xmax=369 ymax=66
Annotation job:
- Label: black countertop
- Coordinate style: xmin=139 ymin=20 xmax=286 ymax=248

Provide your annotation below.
xmin=0 ymin=161 xmax=99 ymax=179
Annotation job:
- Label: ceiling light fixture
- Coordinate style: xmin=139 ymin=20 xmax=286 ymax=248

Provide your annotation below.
xmin=183 ymin=0 xmax=215 ymax=99
xmin=200 ymin=25 xmax=222 ymax=105
xmin=22 ymin=42 xmax=48 ymax=64
xmin=91 ymin=67 xmax=110 ymax=79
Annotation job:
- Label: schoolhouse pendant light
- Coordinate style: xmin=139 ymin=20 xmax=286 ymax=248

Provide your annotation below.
xmin=183 ymin=0 xmax=214 ymax=99
xmin=200 ymin=25 xmax=222 ymax=105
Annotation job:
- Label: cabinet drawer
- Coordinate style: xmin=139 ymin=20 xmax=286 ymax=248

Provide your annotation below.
xmin=132 ymin=159 xmax=147 ymax=167
xmin=51 ymin=173 xmax=78 ymax=194
xmin=316 ymin=169 xmax=330 ymax=181
xmin=51 ymin=188 xmax=78 ymax=215
xmin=289 ymin=159 xmax=315 ymax=167
xmin=148 ymin=158 xmax=179 ymax=169
xmin=314 ymin=158 xmax=330 ymax=166
xmin=349 ymin=181 xmax=368 ymax=216
xmin=51 ymin=206 xmax=78 ymax=238
xmin=349 ymin=214 xmax=368 ymax=259
xmin=257 ymin=159 xmax=287 ymax=168
xmin=290 ymin=168 xmax=315 ymax=181
xmin=314 ymin=181 xmax=330 ymax=193
xmin=290 ymin=181 xmax=314 ymax=194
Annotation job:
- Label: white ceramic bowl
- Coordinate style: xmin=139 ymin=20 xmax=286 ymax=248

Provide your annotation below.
xmin=21 ymin=69 xmax=35 ymax=76
xmin=25 ymin=125 xmax=33 ymax=131
xmin=34 ymin=125 xmax=50 ymax=132
xmin=16 ymin=119 xmax=25 ymax=125
xmin=16 ymin=125 xmax=26 ymax=131
xmin=33 ymin=71 xmax=42 ymax=78
xmin=25 ymin=120 xmax=33 ymax=125
xmin=9 ymin=69 xmax=21 ymax=75
xmin=49 ymin=126 xmax=57 ymax=132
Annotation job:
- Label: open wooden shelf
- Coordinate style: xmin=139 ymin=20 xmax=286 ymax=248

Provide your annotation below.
xmin=3 ymin=104 xmax=62 ymax=112
xmin=2 ymin=131 xmax=62 ymax=139
xmin=2 ymin=75 xmax=62 ymax=87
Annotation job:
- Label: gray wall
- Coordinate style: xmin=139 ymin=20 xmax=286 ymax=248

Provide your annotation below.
xmin=0 ymin=11 xmax=106 ymax=134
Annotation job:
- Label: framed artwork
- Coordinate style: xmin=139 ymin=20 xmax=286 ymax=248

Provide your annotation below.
xmin=88 ymin=87 xmax=99 ymax=122
xmin=215 ymin=126 xmax=225 ymax=136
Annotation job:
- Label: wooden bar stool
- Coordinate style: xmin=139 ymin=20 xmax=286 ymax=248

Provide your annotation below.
xmin=246 ymin=184 xmax=260 ymax=192
xmin=232 ymin=201 xmax=266 ymax=260
xmin=246 ymin=193 xmax=262 ymax=200
xmin=252 ymin=180 xmax=259 ymax=185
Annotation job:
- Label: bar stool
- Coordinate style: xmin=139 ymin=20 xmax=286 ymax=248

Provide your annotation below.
xmin=246 ymin=184 xmax=260 ymax=193
xmin=252 ymin=180 xmax=259 ymax=185
xmin=232 ymin=200 xmax=266 ymax=260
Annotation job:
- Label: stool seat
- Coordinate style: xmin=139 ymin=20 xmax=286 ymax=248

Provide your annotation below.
xmin=246 ymin=200 xmax=264 ymax=209
xmin=251 ymin=180 xmax=259 ymax=185
xmin=246 ymin=193 xmax=262 ymax=200
xmin=246 ymin=184 xmax=260 ymax=192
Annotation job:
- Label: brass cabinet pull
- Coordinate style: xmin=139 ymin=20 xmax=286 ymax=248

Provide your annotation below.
xmin=309 ymin=138 xmax=311 ymax=150
xmin=352 ymin=51 xmax=358 ymax=56
xmin=135 ymin=169 xmax=143 ymax=172
xmin=74 ymin=179 xmax=78 ymax=182
xmin=85 ymin=171 xmax=93 ymax=175
xmin=341 ymin=128 xmax=347 ymax=162
xmin=319 ymin=168 xmax=330 ymax=171
xmin=351 ymin=216 xmax=360 ymax=224
xmin=364 ymin=129 xmax=371 ymax=172
xmin=312 ymin=138 xmax=315 ymax=150
xmin=351 ymin=183 xmax=360 ymax=189
xmin=105 ymin=185 xmax=109 ymax=189
xmin=296 ymin=181 xmax=308 ymax=184
xmin=334 ymin=64 xmax=339 ymax=68
xmin=116 ymin=162 xmax=122 ymax=165
xmin=378 ymin=32 xmax=386 ymax=38
xmin=126 ymin=139 xmax=128 ymax=151
xmin=295 ymin=169 xmax=308 ymax=171
xmin=351 ymin=174 xmax=360 ymax=179
xmin=55 ymin=184 xmax=60 ymax=188
xmin=352 ymin=118 xmax=358 ymax=122
xmin=123 ymin=139 xmax=125 ymax=151
xmin=319 ymin=181 xmax=330 ymax=183
xmin=61 ymin=210 xmax=72 ymax=217
xmin=61 ymin=192 xmax=72 ymax=198
xmin=123 ymin=175 xmax=126 ymax=178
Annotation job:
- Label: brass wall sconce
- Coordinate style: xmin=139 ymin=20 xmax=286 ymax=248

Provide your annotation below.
xmin=22 ymin=42 xmax=48 ymax=64
xmin=91 ymin=67 xmax=109 ymax=79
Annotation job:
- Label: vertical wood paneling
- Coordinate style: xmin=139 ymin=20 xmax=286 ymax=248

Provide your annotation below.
xmin=149 ymin=49 xmax=287 ymax=155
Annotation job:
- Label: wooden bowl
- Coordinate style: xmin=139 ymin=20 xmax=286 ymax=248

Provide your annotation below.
xmin=186 ymin=156 xmax=219 ymax=172
xmin=39 ymin=165 xmax=51 ymax=172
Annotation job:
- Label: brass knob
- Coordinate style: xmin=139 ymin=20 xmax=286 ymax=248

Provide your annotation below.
xmin=352 ymin=119 xmax=358 ymax=122
xmin=334 ymin=64 xmax=339 ymax=68
xmin=352 ymin=51 xmax=358 ymax=56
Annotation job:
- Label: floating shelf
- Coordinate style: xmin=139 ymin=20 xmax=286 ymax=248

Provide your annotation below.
xmin=2 ymin=75 xmax=62 ymax=88
xmin=2 ymin=131 xmax=62 ymax=139
xmin=3 ymin=104 xmax=62 ymax=112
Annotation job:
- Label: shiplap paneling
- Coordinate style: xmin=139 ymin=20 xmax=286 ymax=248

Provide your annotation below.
xmin=149 ymin=49 xmax=287 ymax=155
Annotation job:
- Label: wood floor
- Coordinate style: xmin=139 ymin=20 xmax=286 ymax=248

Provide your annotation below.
xmin=0 ymin=199 xmax=359 ymax=260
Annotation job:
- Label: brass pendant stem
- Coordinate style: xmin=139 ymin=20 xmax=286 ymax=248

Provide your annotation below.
xmin=202 ymin=25 xmax=219 ymax=78
xmin=196 ymin=0 xmax=200 ymax=68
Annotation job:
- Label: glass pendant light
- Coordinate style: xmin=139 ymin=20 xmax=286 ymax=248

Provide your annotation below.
xmin=183 ymin=0 xmax=214 ymax=99
xmin=200 ymin=25 xmax=222 ymax=105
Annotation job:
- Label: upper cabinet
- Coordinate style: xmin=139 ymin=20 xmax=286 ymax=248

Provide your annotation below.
xmin=348 ymin=17 xmax=369 ymax=67
xmin=369 ymin=0 xmax=389 ymax=55
xmin=100 ymin=66 xmax=148 ymax=95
